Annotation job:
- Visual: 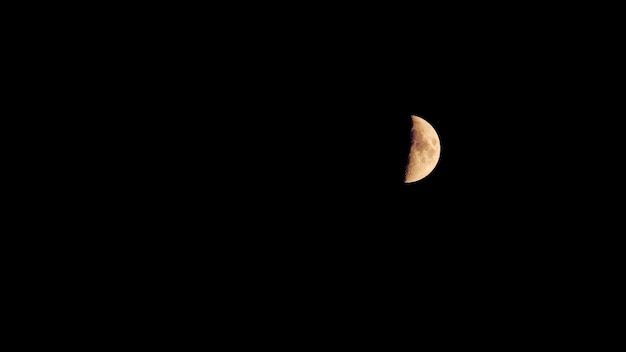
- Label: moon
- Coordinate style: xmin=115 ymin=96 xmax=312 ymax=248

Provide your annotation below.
xmin=404 ymin=115 xmax=441 ymax=183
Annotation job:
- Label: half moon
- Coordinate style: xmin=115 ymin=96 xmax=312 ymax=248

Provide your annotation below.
xmin=404 ymin=115 xmax=441 ymax=183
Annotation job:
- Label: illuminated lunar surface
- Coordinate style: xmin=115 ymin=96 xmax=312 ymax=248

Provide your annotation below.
xmin=405 ymin=115 xmax=441 ymax=183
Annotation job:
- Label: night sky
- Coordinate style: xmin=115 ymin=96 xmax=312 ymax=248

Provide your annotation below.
xmin=25 ymin=4 xmax=622 ymax=340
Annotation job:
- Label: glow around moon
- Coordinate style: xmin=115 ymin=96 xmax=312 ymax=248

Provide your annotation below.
xmin=405 ymin=115 xmax=441 ymax=183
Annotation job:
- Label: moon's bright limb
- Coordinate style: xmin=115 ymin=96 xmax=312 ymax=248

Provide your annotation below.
xmin=405 ymin=115 xmax=441 ymax=183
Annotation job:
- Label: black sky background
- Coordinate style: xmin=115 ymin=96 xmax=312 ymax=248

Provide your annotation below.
xmin=27 ymin=6 xmax=622 ymax=335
